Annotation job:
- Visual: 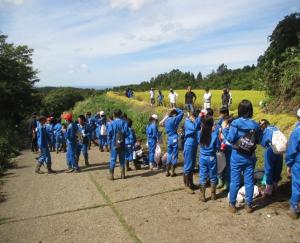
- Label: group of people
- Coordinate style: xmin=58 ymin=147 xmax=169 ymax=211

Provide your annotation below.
xmin=148 ymin=86 xmax=232 ymax=111
xmin=31 ymin=97 xmax=300 ymax=219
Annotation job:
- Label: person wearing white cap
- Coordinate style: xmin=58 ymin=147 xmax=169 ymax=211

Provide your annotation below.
xmin=285 ymin=108 xmax=300 ymax=219
xmin=97 ymin=111 xmax=108 ymax=152
xmin=146 ymin=114 xmax=159 ymax=170
xmin=149 ymin=88 xmax=155 ymax=107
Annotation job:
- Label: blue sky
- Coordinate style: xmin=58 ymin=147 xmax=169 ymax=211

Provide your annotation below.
xmin=0 ymin=0 xmax=299 ymax=87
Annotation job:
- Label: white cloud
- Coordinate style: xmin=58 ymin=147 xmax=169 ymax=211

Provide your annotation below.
xmin=0 ymin=0 xmax=24 ymax=5
xmin=109 ymin=0 xmax=159 ymax=11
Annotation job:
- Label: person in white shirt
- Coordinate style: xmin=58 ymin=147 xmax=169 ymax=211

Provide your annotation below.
xmin=168 ymin=88 xmax=178 ymax=108
xmin=149 ymin=88 xmax=155 ymax=106
xmin=203 ymin=88 xmax=212 ymax=110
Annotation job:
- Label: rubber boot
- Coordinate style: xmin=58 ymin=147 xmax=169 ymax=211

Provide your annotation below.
xmin=245 ymin=204 xmax=254 ymax=213
xmin=105 ymin=145 xmax=110 ymax=152
xmin=170 ymin=164 xmax=177 ymax=177
xmin=216 ymin=177 xmax=224 ymax=189
xmin=126 ymin=161 xmax=131 ymax=171
xmin=47 ymin=163 xmax=55 ymax=174
xmin=211 ymin=184 xmax=217 ymax=200
xmin=228 ymin=203 xmax=237 ymax=213
xmin=121 ymin=166 xmax=126 ymax=179
xmin=199 ymin=185 xmax=206 ymax=202
xmin=133 ymin=160 xmax=138 ymax=170
xmin=185 ymin=174 xmax=195 ymax=194
xmin=84 ymin=157 xmax=90 ymax=166
xmin=108 ymin=169 xmax=114 ymax=180
xmin=183 ymin=174 xmax=187 ymax=186
xmin=189 ymin=173 xmax=197 ymax=190
xmin=35 ymin=163 xmax=42 ymax=174
xmin=166 ymin=163 xmax=171 ymax=177
xmin=287 ymin=207 xmax=299 ymax=220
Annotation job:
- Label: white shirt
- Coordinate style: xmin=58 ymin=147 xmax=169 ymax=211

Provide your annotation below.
xmin=168 ymin=92 xmax=178 ymax=103
xmin=203 ymin=92 xmax=212 ymax=103
xmin=150 ymin=90 xmax=154 ymax=99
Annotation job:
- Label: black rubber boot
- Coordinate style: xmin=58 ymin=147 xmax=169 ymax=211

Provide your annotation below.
xmin=84 ymin=157 xmax=90 ymax=166
xmin=108 ymin=169 xmax=114 ymax=180
xmin=35 ymin=163 xmax=42 ymax=174
xmin=105 ymin=145 xmax=110 ymax=152
xmin=126 ymin=161 xmax=132 ymax=171
xmin=185 ymin=174 xmax=195 ymax=194
xmin=189 ymin=173 xmax=197 ymax=190
xmin=166 ymin=163 xmax=171 ymax=177
xmin=47 ymin=163 xmax=55 ymax=174
xmin=211 ymin=183 xmax=217 ymax=200
xmin=121 ymin=166 xmax=126 ymax=179
xmin=170 ymin=164 xmax=177 ymax=177
xmin=183 ymin=174 xmax=187 ymax=186
xmin=199 ymin=185 xmax=206 ymax=202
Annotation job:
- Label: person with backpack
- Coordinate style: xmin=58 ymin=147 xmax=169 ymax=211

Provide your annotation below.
xmin=259 ymin=119 xmax=285 ymax=197
xmin=198 ymin=116 xmax=220 ymax=202
xmin=125 ymin=119 xmax=136 ymax=171
xmin=64 ymin=113 xmax=80 ymax=173
xmin=285 ymin=109 xmax=300 ymax=219
xmin=76 ymin=115 xmax=91 ymax=166
xmin=221 ymin=88 xmax=230 ymax=109
xmin=108 ymin=109 xmax=129 ymax=180
xmin=146 ymin=114 xmax=159 ymax=170
xmin=35 ymin=116 xmax=55 ymax=174
xmin=160 ymin=108 xmax=184 ymax=177
xmin=97 ymin=111 xmax=108 ymax=152
xmin=226 ymin=100 xmax=261 ymax=213
xmin=183 ymin=110 xmax=202 ymax=194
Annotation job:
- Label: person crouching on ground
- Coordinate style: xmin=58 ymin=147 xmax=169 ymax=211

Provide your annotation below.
xmin=76 ymin=115 xmax=91 ymax=167
xmin=125 ymin=118 xmax=136 ymax=171
xmin=108 ymin=109 xmax=129 ymax=180
xmin=198 ymin=115 xmax=220 ymax=202
xmin=35 ymin=116 xmax=55 ymax=174
xmin=285 ymin=109 xmax=300 ymax=219
xmin=64 ymin=113 xmax=80 ymax=173
xmin=183 ymin=110 xmax=202 ymax=194
xmin=146 ymin=114 xmax=159 ymax=170
xmin=160 ymin=108 xmax=184 ymax=177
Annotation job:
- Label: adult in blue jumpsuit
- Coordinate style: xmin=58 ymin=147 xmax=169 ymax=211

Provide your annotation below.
xmin=54 ymin=119 xmax=64 ymax=153
xmin=76 ymin=115 xmax=91 ymax=166
xmin=285 ymin=112 xmax=300 ymax=219
xmin=64 ymin=113 xmax=80 ymax=173
xmin=259 ymin=119 xmax=283 ymax=196
xmin=108 ymin=109 xmax=129 ymax=180
xmin=125 ymin=119 xmax=136 ymax=171
xmin=183 ymin=111 xmax=202 ymax=193
xmin=146 ymin=114 xmax=159 ymax=170
xmin=198 ymin=116 xmax=220 ymax=202
xmin=162 ymin=108 xmax=184 ymax=177
xmin=106 ymin=116 xmax=114 ymax=150
xmin=46 ymin=117 xmax=55 ymax=152
xmin=36 ymin=116 xmax=54 ymax=174
xmin=226 ymin=100 xmax=261 ymax=213
xmin=97 ymin=111 xmax=108 ymax=152
xmin=86 ymin=112 xmax=97 ymax=148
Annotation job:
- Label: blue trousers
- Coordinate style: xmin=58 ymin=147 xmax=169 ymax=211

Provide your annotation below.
xmin=264 ymin=147 xmax=283 ymax=185
xmin=76 ymin=142 xmax=88 ymax=160
xmin=185 ymin=104 xmax=194 ymax=112
xmin=199 ymin=155 xmax=217 ymax=185
xmin=66 ymin=143 xmax=78 ymax=169
xmin=38 ymin=147 xmax=51 ymax=165
xmin=49 ymin=135 xmax=55 ymax=150
xmin=230 ymin=160 xmax=255 ymax=206
xmin=290 ymin=164 xmax=300 ymax=211
xmin=183 ymin=145 xmax=197 ymax=174
xmin=110 ymin=146 xmax=125 ymax=170
xmin=167 ymin=141 xmax=178 ymax=165
xmin=125 ymin=144 xmax=133 ymax=161
xmin=225 ymin=148 xmax=232 ymax=186
xmin=55 ymin=134 xmax=65 ymax=150
xmin=98 ymin=135 xmax=107 ymax=147
xmin=148 ymin=139 xmax=157 ymax=164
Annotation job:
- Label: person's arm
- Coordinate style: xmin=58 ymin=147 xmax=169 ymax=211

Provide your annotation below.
xmin=260 ymin=128 xmax=271 ymax=148
xmin=174 ymin=108 xmax=184 ymax=127
xmin=159 ymin=115 xmax=168 ymax=127
xmin=286 ymin=128 xmax=300 ymax=168
xmin=226 ymin=122 xmax=238 ymax=144
xmin=193 ymin=92 xmax=197 ymax=103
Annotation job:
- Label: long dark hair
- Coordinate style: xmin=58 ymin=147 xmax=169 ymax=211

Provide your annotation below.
xmin=200 ymin=116 xmax=214 ymax=147
xmin=238 ymin=99 xmax=253 ymax=118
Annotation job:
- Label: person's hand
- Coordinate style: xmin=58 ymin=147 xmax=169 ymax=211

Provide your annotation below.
xmin=287 ymin=167 xmax=292 ymax=177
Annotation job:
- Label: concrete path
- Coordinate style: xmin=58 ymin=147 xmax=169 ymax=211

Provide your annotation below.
xmin=0 ymin=148 xmax=299 ymax=243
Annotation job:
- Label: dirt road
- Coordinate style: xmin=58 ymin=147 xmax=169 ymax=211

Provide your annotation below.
xmin=0 ymin=148 xmax=299 ymax=243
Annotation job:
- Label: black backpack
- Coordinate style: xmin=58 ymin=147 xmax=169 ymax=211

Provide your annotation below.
xmin=115 ymin=128 xmax=125 ymax=151
xmin=233 ymin=130 xmax=257 ymax=156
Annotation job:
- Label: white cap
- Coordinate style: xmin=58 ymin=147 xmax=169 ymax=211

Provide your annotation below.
xmin=151 ymin=114 xmax=158 ymax=120
xmin=99 ymin=111 xmax=105 ymax=116
xmin=297 ymin=108 xmax=300 ymax=118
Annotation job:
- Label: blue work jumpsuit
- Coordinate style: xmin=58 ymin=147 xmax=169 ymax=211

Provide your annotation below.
xmin=76 ymin=123 xmax=91 ymax=162
xmin=66 ymin=122 xmax=79 ymax=170
xmin=125 ymin=128 xmax=136 ymax=162
xmin=146 ymin=122 xmax=159 ymax=165
xmin=37 ymin=123 xmax=51 ymax=165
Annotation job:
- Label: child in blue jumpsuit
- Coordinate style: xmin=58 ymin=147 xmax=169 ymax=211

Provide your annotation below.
xmin=54 ymin=119 xmax=64 ymax=153
xmin=97 ymin=111 xmax=108 ymax=152
xmin=64 ymin=113 xmax=80 ymax=173
xmin=36 ymin=116 xmax=55 ymax=174
xmin=125 ymin=119 xmax=136 ymax=171
xmin=259 ymin=119 xmax=283 ymax=197
xmin=198 ymin=116 xmax=220 ymax=202
xmin=46 ymin=117 xmax=55 ymax=152
xmin=146 ymin=114 xmax=159 ymax=170
xmin=226 ymin=100 xmax=260 ymax=213
xmin=86 ymin=112 xmax=97 ymax=148
xmin=161 ymin=108 xmax=184 ymax=177
xmin=108 ymin=109 xmax=129 ymax=180
xmin=285 ymin=110 xmax=300 ymax=219
xmin=76 ymin=115 xmax=91 ymax=166
xmin=183 ymin=110 xmax=202 ymax=194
